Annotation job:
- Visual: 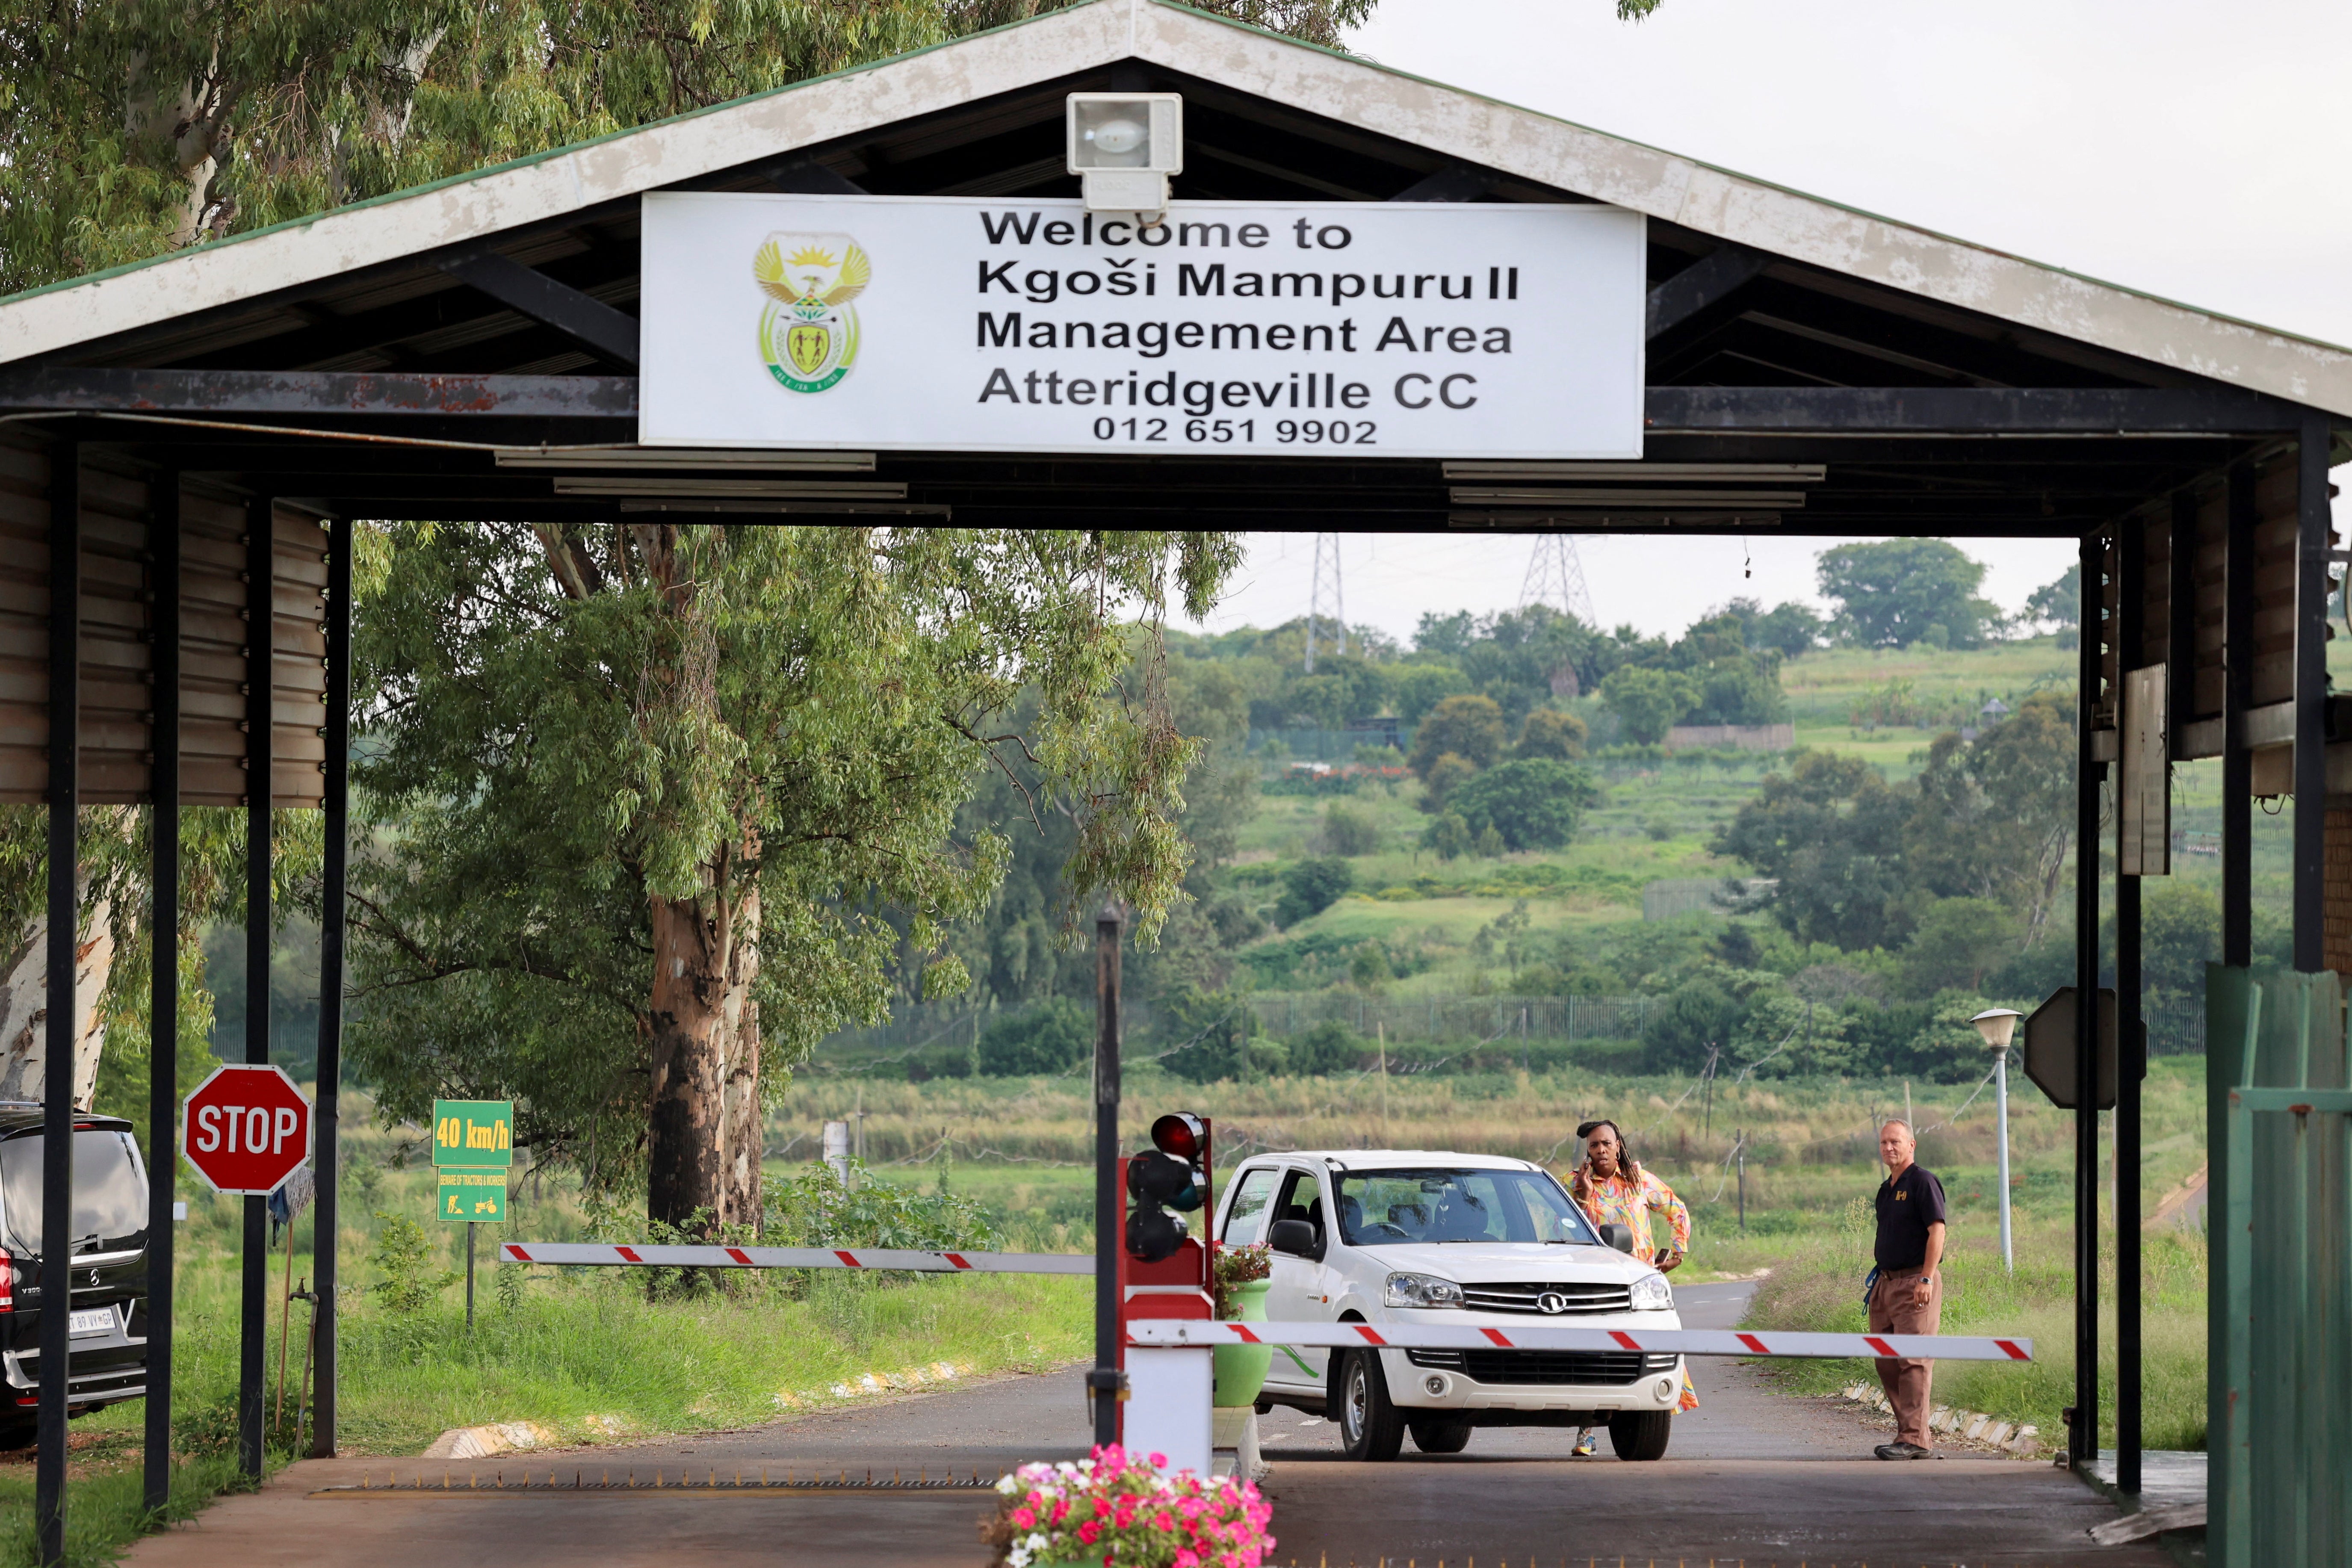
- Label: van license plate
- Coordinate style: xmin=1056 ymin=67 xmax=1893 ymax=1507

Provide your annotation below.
xmin=67 ymin=1308 xmax=114 ymax=1338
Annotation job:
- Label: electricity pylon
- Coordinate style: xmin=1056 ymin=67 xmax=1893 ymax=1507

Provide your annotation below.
xmin=1303 ymin=532 xmax=1346 ymax=671
xmin=1519 ymin=533 xmax=1596 ymax=626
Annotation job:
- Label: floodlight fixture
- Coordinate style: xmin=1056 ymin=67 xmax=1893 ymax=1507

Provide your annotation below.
xmin=1067 ymin=93 xmax=1182 ymax=222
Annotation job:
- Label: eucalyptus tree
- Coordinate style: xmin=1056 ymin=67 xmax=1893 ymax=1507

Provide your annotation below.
xmin=349 ymin=524 xmax=1239 ymax=1229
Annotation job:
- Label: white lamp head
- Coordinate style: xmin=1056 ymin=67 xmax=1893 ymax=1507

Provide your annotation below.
xmin=1067 ymin=93 xmax=1184 ymax=222
xmin=1969 ymin=1007 xmax=2024 ymax=1051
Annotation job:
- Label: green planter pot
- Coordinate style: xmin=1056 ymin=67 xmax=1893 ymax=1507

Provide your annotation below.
xmin=1212 ymin=1278 xmax=1273 ymax=1409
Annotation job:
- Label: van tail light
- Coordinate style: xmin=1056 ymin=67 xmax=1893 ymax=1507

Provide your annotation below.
xmin=0 ymin=1255 xmax=12 ymax=1313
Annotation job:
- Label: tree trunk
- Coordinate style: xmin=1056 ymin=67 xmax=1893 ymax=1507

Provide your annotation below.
xmin=0 ymin=909 xmax=114 ymax=1110
xmin=645 ymin=894 xmax=729 ymax=1232
xmin=718 ymin=883 xmax=762 ymax=1230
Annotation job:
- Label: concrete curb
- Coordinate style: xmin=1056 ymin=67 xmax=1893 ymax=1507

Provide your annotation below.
xmin=1839 ymin=1382 xmax=2042 ymax=1457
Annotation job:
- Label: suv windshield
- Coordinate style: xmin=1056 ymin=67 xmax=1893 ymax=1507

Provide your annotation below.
xmin=0 ymin=1130 xmax=148 ymax=1255
xmin=1335 ymin=1167 xmax=1597 ymax=1247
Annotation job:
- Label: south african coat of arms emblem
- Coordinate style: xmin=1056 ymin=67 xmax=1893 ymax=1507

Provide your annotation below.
xmin=753 ymin=233 xmax=868 ymax=394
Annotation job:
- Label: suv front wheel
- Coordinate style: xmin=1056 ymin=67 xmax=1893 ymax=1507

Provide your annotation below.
xmin=1336 ymin=1349 xmax=1406 ymax=1462
xmin=1607 ymin=1409 xmax=1672 ymax=1461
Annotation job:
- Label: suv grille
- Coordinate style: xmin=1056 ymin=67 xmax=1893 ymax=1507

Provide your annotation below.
xmin=1456 ymin=1281 xmax=1634 ymax=1315
xmin=1406 ymin=1347 xmax=1678 ymax=1386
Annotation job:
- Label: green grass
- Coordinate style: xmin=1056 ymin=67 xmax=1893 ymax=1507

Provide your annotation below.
xmin=1737 ymin=1211 xmax=2208 ymax=1453
xmin=0 ymin=1099 xmax=1091 ymax=1568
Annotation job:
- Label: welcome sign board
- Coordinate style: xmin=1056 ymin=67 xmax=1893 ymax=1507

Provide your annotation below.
xmin=639 ymin=194 xmax=1645 ymax=458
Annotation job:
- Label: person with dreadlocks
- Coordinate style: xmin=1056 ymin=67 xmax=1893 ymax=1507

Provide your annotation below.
xmin=1566 ymin=1117 xmax=1697 ymax=1456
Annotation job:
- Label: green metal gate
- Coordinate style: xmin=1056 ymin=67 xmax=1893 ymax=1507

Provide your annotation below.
xmin=2208 ymin=967 xmax=2351 ymax=1565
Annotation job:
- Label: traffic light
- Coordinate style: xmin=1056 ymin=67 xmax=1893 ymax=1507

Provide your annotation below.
xmin=1124 ymin=1112 xmax=1208 ymax=1263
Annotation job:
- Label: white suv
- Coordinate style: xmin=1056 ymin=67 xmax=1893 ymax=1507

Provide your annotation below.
xmin=1217 ymin=1149 xmax=1683 ymax=1462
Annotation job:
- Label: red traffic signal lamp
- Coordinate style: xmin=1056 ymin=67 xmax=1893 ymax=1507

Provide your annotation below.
xmin=1124 ymin=1111 xmax=1210 ymax=1264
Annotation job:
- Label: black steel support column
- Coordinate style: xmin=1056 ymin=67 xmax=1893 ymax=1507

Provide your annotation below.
xmin=142 ymin=476 xmax=181 ymax=1513
xmin=2293 ymin=416 xmax=2330 ymax=971
xmin=37 ymin=442 xmax=80 ymax=1566
xmin=1091 ymin=905 xmax=1123 ymax=1449
xmin=310 ymin=519 xmax=350 ymax=1458
xmin=2222 ymin=465 xmax=2255 ymax=966
xmin=2166 ymin=490 xmax=2198 ymax=743
xmin=238 ymin=500 xmax=272 ymax=1480
xmin=2072 ymin=530 xmax=2103 ymax=1472
xmin=2114 ymin=517 xmax=2145 ymax=1494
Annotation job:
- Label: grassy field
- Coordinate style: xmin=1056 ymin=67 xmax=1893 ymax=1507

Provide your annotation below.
xmin=0 ymin=1101 xmax=1090 ymax=1568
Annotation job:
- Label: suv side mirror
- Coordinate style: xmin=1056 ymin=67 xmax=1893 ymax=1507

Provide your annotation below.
xmin=1268 ymin=1218 xmax=1321 ymax=1260
xmin=1598 ymin=1223 xmax=1635 ymax=1255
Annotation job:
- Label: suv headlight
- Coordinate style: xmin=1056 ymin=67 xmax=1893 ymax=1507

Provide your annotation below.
xmin=1629 ymin=1272 xmax=1673 ymax=1311
xmin=1384 ymin=1272 xmax=1464 ymax=1308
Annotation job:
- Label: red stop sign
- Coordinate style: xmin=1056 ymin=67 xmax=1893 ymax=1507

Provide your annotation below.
xmin=181 ymin=1064 xmax=313 ymax=1196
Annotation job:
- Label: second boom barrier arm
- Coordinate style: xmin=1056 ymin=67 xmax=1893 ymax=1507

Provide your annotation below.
xmin=501 ymin=1243 xmax=2030 ymax=1361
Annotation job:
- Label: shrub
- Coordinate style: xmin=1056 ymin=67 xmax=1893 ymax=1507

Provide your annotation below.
xmin=1422 ymin=810 xmax=1472 ymax=860
xmin=1315 ymin=802 xmax=1380 ymax=857
xmin=1599 ymin=665 xmax=1700 ymax=745
xmin=1274 ymin=856 xmax=1354 ymax=927
xmin=371 ymin=1213 xmax=459 ymax=1315
xmin=1446 ymin=758 xmax=1600 ymax=851
xmin=1408 ymin=694 xmax=1508 ymax=779
xmin=1516 ymin=707 xmax=1588 ymax=760
xmin=1286 ymin=1020 xmax=1368 ymax=1076
xmin=978 ymin=997 xmax=1092 ymax=1077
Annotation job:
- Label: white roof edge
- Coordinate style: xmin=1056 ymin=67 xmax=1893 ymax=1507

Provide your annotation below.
xmin=2 ymin=0 xmax=2346 ymax=419
xmin=1135 ymin=3 xmax=2352 ymax=419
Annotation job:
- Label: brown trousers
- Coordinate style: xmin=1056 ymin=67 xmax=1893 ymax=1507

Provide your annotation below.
xmin=1868 ymin=1271 xmax=1941 ymax=1448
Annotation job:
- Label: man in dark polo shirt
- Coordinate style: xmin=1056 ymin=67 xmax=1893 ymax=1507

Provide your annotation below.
xmin=1870 ymin=1119 xmax=1947 ymax=1459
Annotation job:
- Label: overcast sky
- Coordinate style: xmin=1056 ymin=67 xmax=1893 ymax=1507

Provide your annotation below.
xmin=1182 ymin=0 xmax=2351 ymax=644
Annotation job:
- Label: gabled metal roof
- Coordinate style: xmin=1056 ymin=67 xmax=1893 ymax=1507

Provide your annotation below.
xmin=0 ymin=0 xmax=2347 ymax=418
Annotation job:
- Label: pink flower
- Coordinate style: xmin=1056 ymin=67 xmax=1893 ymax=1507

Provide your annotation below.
xmin=1010 ymin=1508 xmax=1034 ymax=1530
xmin=1149 ymin=1452 xmax=1168 ymax=1468
xmin=1077 ymin=1521 xmax=1100 ymax=1546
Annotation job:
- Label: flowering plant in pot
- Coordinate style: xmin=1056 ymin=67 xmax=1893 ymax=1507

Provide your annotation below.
xmin=980 ymin=1444 xmax=1274 ymax=1568
xmin=1210 ymin=1243 xmax=1273 ymax=1409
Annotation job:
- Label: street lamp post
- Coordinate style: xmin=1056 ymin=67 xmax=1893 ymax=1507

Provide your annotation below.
xmin=1971 ymin=1007 xmax=2024 ymax=1273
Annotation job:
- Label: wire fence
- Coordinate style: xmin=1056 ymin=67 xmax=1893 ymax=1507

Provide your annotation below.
xmin=2145 ymin=997 xmax=2206 ymax=1057
xmin=1244 ymin=992 xmax=1650 ymax=1044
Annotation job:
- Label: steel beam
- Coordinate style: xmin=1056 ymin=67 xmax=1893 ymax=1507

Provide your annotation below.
xmin=1387 ymin=166 xmax=1495 ymax=202
xmin=2167 ymin=488 xmax=2198 ymax=747
xmin=37 ymin=440 xmax=78 ymax=1567
xmin=2293 ymin=414 xmax=2330 ymax=970
xmin=1646 ymin=386 xmax=2304 ymax=434
xmin=759 ymin=159 xmax=870 ymax=195
xmin=0 ymin=373 xmax=2314 ymax=438
xmin=142 ymin=475 xmax=180 ymax=1513
xmin=2073 ymin=529 xmax=2103 ymax=1474
xmin=310 ymin=519 xmax=350 ymax=1457
xmin=238 ymin=499 xmax=271 ymax=1481
xmin=0 ymin=368 xmax=639 ymax=419
xmin=1091 ymin=905 xmax=1124 ymax=1449
xmin=2222 ymin=464 xmax=2255 ymax=965
xmin=434 ymin=251 xmax=641 ymax=368
xmin=1646 ymin=245 xmax=1770 ymax=340
xmin=2114 ymin=514 xmax=2145 ymax=1495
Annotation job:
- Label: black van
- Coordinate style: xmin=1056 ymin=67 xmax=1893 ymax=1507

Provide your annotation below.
xmin=0 ymin=1110 xmax=151 ymax=1442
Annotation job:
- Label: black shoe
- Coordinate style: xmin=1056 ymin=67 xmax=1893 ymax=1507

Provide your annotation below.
xmin=1873 ymin=1443 xmax=1906 ymax=1460
xmin=1890 ymin=1441 xmax=1932 ymax=1459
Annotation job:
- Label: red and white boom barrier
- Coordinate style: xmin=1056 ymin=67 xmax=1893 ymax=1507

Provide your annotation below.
xmin=498 ymin=1241 xmax=1091 ymax=1275
xmin=1126 ymin=1319 xmax=2033 ymax=1362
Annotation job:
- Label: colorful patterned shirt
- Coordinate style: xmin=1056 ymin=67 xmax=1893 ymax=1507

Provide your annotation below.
xmin=1569 ymin=1164 xmax=1692 ymax=1263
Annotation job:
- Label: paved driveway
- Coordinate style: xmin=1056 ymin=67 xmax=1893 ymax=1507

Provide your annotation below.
xmin=122 ymin=1281 xmax=2168 ymax=1568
